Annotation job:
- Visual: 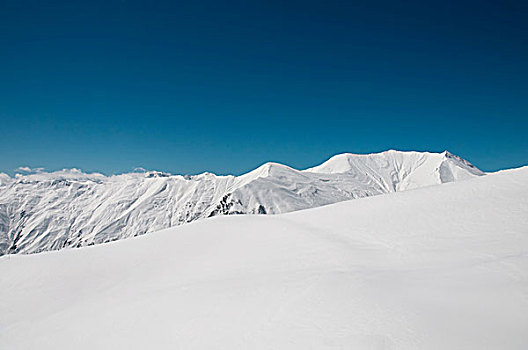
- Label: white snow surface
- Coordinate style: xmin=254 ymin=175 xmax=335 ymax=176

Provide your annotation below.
xmin=0 ymin=150 xmax=483 ymax=255
xmin=0 ymin=166 xmax=526 ymax=349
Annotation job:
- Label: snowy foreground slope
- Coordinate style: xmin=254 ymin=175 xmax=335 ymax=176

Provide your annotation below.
xmin=0 ymin=150 xmax=482 ymax=255
xmin=1 ymin=167 xmax=526 ymax=349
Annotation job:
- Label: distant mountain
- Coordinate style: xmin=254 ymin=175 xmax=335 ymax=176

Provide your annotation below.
xmin=0 ymin=150 xmax=483 ymax=255
xmin=1 ymin=164 xmax=525 ymax=349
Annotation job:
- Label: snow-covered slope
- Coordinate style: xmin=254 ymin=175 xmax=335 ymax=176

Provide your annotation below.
xmin=305 ymin=150 xmax=481 ymax=189
xmin=0 ymin=150 xmax=483 ymax=255
xmin=0 ymin=166 xmax=526 ymax=349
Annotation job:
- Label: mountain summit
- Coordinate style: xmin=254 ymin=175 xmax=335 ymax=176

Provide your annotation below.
xmin=0 ymin=150 xmax=483 ymax=255
xmin=305 ymin=150 xmax=482 ymax=190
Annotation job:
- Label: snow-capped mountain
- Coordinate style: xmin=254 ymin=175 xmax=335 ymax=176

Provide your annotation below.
xmin=1 ymin=165 xmax=526 ymax=349
xmin=0 ymin=150 xmax=483 ymax=255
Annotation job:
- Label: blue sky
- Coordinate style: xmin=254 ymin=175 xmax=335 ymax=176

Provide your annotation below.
xmin=1 ymin=0 xmax=527 ymax=175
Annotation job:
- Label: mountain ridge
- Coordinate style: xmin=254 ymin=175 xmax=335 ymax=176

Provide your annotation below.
xmin=0 ymin=150 xmax=484 ymax=255
xmin=1 ymin=166 xmax=526 ymax=349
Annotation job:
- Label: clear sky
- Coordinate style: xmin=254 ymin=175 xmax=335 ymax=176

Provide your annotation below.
xmin=1 ymin=0 xmax=527 ymax=175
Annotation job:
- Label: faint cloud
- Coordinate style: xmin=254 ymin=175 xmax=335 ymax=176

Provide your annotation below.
xmin=16 ymin=166 xmax=45 ymax=173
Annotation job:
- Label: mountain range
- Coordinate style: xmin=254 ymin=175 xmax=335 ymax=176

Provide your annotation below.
xmin=0 ymin=150 xmax=483 ymax=255
xmin=1 ymin=162 xmax=526 ymax=349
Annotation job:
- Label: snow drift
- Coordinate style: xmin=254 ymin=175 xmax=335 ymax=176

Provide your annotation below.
xmin=0 ymin=166 xmax=526 ymax=349
xmin=0 ymin=150 xmax=482 ymax=255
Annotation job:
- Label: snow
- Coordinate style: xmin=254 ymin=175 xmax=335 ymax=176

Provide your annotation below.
xmin=0 ymin=150 xmax=483 ymax=255
xmin=304 ymin=150 xmax=482 ymax=189
xmin=0 ymin=166 xmax=526 ymax=349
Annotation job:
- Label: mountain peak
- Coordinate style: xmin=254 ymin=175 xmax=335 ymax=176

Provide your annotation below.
xmin=244 ymin=162 xmax=297 ymax=179
xmin=304 ymin=150 xmax=479 ymax=175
